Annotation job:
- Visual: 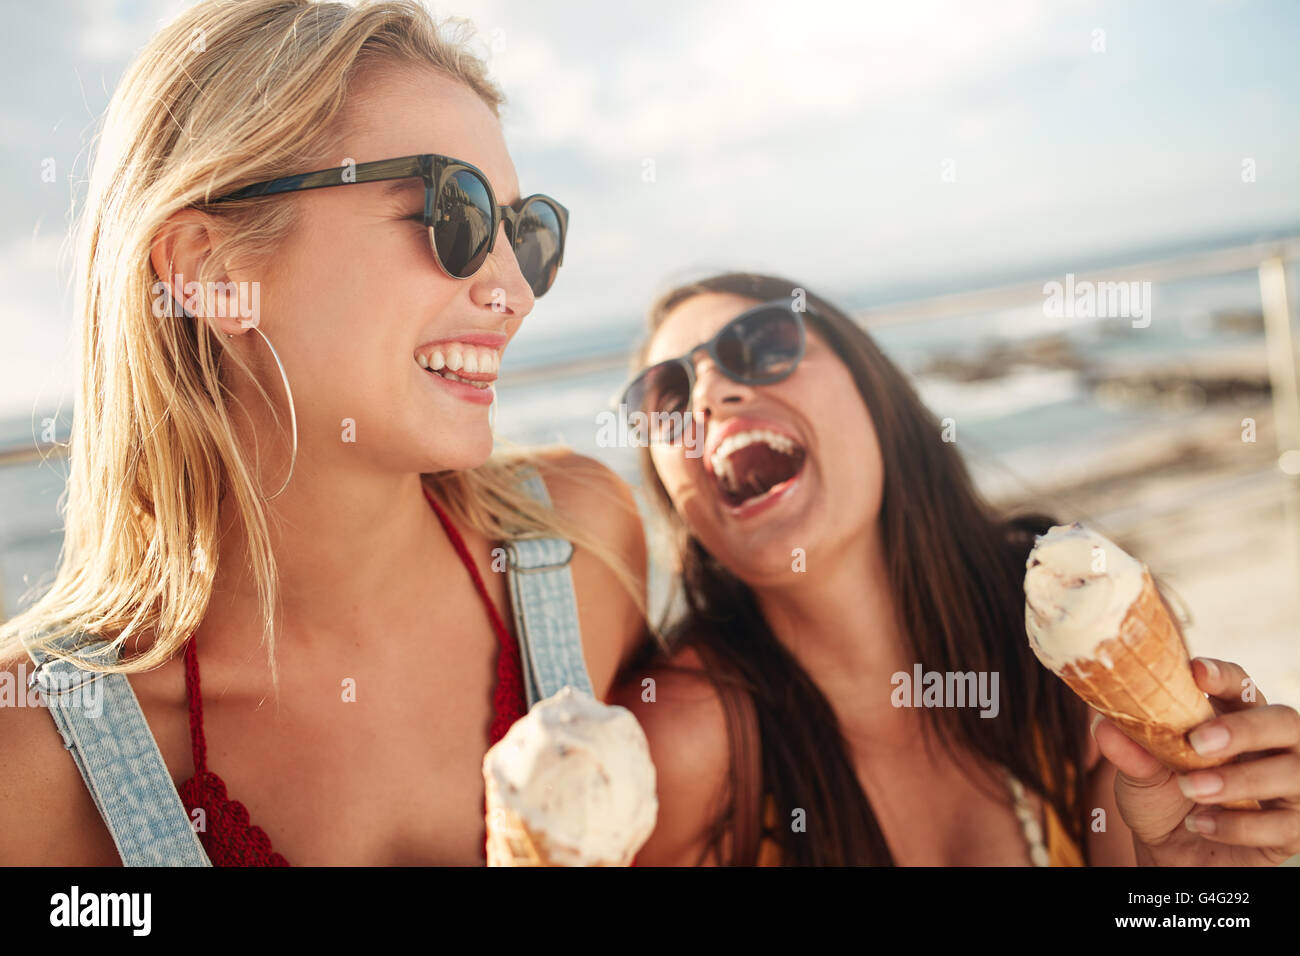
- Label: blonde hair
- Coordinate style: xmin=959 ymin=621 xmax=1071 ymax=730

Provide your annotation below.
xmin=0 ymin=0 xmax=644 ymax=690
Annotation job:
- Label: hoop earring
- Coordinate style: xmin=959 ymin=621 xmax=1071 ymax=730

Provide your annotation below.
xmin=225 ymin=328 xmax=297 ymax=499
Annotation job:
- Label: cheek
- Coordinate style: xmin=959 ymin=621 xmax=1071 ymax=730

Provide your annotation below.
xmin=256 ymin=239 xmax=363 ymax=354
xmin=650 ymin=446 xmax=725 ymax=540
xmin=278 ymin=229 xmax=438 ymax=370
xmin=808 ymin=368 xmax=884 ymax=503
xmin=278 ymin=208 xmax=408 ymax=314
xmin=841 ymin=400 xmax=886 ymax=520
xmin=649 ymin=444 xmax=694 ymax=503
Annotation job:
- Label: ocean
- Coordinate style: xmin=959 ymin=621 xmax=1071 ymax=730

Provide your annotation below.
xmin=493 ymin=269 xmax=1272 ymax=490
xmin=0 ymin=267 xmax=1276 ymax=619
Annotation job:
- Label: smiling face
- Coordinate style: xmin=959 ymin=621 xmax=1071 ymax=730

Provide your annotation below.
xmin=645 ymin=293 xmax=886 ymax=587
xmin=229 ymin=65 xmax=537 ymax=475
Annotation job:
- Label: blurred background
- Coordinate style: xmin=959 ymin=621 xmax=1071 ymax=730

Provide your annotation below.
xmin=1 ymin=1 xmax=1298 ymax=708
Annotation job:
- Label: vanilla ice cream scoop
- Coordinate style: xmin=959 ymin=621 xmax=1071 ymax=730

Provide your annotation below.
xmin=1024 ymin=522 xmax=1145 ymax=670
xmin=483 ymin=686 xmax=657 ymax=866
xmin=1022 ymin=523 xmax=1261 ymax=808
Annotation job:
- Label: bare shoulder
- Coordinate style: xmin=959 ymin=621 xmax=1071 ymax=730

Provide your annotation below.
xmin=0 ymin=653 xmax=121 ymax=865
xmin=610 ymin=644 xmax=732 ymax=866
xmin=529 ymin=447 xmax=642 ymax=530
xmin=528 ymin=448 xmax=649 ymax=696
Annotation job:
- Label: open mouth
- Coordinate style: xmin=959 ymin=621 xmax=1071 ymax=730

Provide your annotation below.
xmin=709 ymin=429 xmax=807 ymax=509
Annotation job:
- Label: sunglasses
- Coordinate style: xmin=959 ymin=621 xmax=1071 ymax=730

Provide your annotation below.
xmin=210 ymin=153 xmax=569 ymax=297
xmin=613 ymin=299 xmax=807 ymax=443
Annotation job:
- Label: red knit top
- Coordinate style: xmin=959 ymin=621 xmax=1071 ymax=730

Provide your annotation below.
xmin=176 ymin=484 xmax=529 ymax=866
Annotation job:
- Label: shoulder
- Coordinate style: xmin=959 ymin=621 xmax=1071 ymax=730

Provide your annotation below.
xmin=612 ymin=645 xmax=729 ymax=756
xmin=529 ymin=447 xmax=641 ymax=526
xmin=525 ymin=447 xmax=649 ymax=695
xmin=525 ymin=447 xmax=644 ymax=569
xmin=0 ymin=653 xmax=121 ymax=865
xmin=610 ymin=644 xmax=732 ymax=865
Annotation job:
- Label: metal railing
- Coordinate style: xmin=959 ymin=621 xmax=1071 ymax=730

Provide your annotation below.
xmin=3 ymin=232 xmax=1299 ymax=615
xmin=853 ymin=233 xmax=1300 ymax=571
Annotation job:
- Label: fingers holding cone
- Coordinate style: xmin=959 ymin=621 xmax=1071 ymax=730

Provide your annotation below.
xmin=1191 ymin=656 xmax=1268 ymax=715
xmin=1024 ymin=526 xmax=1263 ymax=811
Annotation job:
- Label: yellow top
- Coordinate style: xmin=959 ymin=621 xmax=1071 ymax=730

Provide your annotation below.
xmin=753 ymin=729 xmax=1085 ymax=866
xmin=1037 ymin=723 xmax=1086 ymax=866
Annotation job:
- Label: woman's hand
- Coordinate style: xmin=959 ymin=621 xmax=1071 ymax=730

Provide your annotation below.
xmin=1092 ymin=656 xmax=1300 ymax=866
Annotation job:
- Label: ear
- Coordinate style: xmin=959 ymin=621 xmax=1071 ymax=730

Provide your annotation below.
xmin=149 ymin=209 xmax=246 ymax=337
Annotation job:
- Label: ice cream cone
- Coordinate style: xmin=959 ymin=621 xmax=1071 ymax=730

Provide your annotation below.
xmin=484 ymin=772 xmax=625 ymax=866
xmin=1026 ymin=525 xmax=1259 ymax=811
xmin=482 ymin=686 xmax=658 ymax=867
xmin=484 ymin=773 xmax=549 ymax=866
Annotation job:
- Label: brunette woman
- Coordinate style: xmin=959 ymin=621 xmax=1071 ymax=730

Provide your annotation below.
xmin=612 ymin=272 xmax=1300 ymax=866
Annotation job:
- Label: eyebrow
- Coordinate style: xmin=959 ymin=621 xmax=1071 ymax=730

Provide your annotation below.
xmin=382 ymin=179 xmax=423 ymax=197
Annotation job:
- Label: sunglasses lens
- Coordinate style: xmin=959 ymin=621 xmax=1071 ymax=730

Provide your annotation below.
xmin=715 ymin=306 xmax=802 ymax=381
xmin=514 ymin=199 xmax=564 ymax=297
xmin=432 ymin=169 xmax=494 ymax=278
xmin=623 ymin=361 xmax=691 ymax=443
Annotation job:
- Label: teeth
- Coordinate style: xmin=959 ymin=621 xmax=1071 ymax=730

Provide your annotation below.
xmin=415 ymin=344 xmax=499 ymax=374
xmin=433 ymin=368 xmax=492 ymax=389
xmin=709 ymin=429 xmax=801 ymax=490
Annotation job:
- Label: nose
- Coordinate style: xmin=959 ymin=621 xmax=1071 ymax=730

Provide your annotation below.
xmin=468 ymin=219 xmax=535 ymax=318
xmin=690 ymin=353 xmax=754 ymax=423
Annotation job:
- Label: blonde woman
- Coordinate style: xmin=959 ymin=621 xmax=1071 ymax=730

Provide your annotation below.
xmin=0 ymin=0 xmax=647 ymax=866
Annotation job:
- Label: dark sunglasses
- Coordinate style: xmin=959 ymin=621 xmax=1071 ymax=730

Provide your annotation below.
xmin=209 ymin=153 xmax=569 ymax=297
xmin=613 ymin=299 xmax=807 ymax=443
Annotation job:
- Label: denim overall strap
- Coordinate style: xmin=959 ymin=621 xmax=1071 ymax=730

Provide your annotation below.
xmin=505 ymin=466 xmax=595 ymax=709
xmin=23 ymin=630 xmax=211 ymax=866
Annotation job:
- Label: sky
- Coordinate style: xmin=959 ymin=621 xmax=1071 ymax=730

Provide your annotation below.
xmin=1 ymin=0 xmax=1298 ymax=418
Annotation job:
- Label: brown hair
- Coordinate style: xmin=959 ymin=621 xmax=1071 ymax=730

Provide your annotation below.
xmin=628 ymin=272 xmax=1091 ymax=865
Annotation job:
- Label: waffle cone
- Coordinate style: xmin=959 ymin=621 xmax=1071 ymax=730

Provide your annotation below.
xmin=483 ymin=771 xmax=626 ymax=866
xmin=1051 ymin=569 xmax=1259 ymax=811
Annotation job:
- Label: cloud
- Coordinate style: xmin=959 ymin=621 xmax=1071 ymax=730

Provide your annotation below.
xmin=0 ymin=234 xmax=78 ymax=420
xmin=485 ymin=0 xmax=1057 ymax=164
xmin=75 ymin=0 xmax=191 ymax=63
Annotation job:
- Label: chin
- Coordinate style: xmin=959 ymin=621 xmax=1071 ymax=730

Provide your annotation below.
xmin=722 ymin=547 xmax=808 ymax=590
xmin=704 ymin=498 xmax=834 ymax=590
xmin=419 ymin=429 xmax=495 ymax=473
